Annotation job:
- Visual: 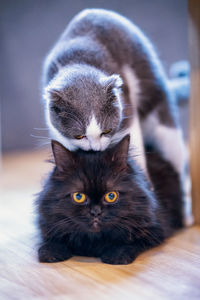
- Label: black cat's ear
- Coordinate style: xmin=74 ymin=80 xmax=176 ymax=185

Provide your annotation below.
xmin=51 ymin=140 xmax=76 ymax=172
xmin=112 ymin=134 xmax=130 ymax=161
xmin=106 ymin=135 xmax=130 ymax=170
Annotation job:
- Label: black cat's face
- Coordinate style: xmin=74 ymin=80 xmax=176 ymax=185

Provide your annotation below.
xmin=48 ymin=136 xmax=153 ymax=235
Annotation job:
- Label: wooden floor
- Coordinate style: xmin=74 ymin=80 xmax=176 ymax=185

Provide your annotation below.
xmin=0 ymin=149 xmax=200 ymax=300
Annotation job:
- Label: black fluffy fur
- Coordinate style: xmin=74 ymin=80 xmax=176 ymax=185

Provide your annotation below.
xmin=36 ymin=136 xmax=184 ymax=265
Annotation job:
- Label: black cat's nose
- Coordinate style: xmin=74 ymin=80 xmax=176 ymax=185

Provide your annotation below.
xmin=90 ymin=205 xmax=102 ymax=217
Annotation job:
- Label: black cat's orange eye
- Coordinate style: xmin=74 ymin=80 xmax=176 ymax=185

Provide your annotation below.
xmin=74 ymin=135 xmax=86 ymax=140
xmin=102 ymin=129 xmax=112 ymax=135
xmin=72 ymin=192 xmax=86 ymax=203
xmin=104 ymin=191 xmax=118 ymax=203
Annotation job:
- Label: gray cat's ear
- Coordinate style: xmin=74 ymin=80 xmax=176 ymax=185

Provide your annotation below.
xmin=44 ymin=87 xmax=63 ymax=103
xmin=51 ymin=89 xmax=63 ymax=102
xmin=101 ymin=74 xmax=123 ymax=101
xmin=106 ymin=74 xmax=123 ymax=89
xmin=51 ymin=140 xmax=76 ymax=172
xmin=49 ymin=89 xmax=63 ymax=102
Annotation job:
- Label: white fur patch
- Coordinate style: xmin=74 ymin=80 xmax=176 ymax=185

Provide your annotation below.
xmin=86 ymin=114 xmax=102 ymax=138
xmin=122 ymin=65 xmax=140 ymax=108
xmin=86 ymin=114 xmax=102 ymax=151
xmin=142 ymin=112 xmax=186 ymax=173
xmin=154 ymin=125 xmax=185 ymax=173
xmin=129 ymin=113 xmax=148 ymax=173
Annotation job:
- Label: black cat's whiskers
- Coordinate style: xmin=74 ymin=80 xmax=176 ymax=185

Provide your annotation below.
xmin=45 ymin=218 xmax=75 ymax=238
xmin=112 ymin=222 xmax=132 ymax=236
xmin=119 ymin=211 xmax=163 ymax=244
xmin=118 ymin=216 xmax=142 ymax=230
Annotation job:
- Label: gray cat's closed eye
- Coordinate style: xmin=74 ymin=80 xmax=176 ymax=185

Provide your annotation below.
xmin=101 ymin=129 xmax=112 ymax=135
xmin=74 ymin=135 xmax=86 ymax=139
xmin=74 ymin=129 xmax=111 ymax=140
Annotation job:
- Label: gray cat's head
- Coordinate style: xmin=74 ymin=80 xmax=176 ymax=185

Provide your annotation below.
xmin=44 ymin=64 xmax=124 ymax=151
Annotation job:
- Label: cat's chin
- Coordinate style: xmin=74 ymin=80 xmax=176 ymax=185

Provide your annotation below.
xmin=88 ymin=220 xmax=101 ymax=233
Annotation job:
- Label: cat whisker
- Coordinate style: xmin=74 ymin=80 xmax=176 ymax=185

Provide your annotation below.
xmin=33 ymin=128 xmax=49 ymax=130
xmin=30 ymin=134 xmax=51 ymax=140
xmin=30 ymin=134 xmax=52 ymax=149
xmin=45 ymin=217 xmax=76 ymax=238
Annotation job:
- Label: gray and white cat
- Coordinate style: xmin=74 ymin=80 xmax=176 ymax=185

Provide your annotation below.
xmin=42 ymin=9 xmax=186 ymax=176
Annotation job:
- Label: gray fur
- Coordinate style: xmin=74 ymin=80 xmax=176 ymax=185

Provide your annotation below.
xmin=42 ymin=8 xmax=186 ymax=173
xmin=46 ymin=64 xmax=122 ymax=139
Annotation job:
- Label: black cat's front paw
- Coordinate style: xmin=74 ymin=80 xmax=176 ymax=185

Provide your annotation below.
xmin=101 ymin=245 xmax=138 ymax=265
xmin=38 ymin=242 xmax=72 ymax=263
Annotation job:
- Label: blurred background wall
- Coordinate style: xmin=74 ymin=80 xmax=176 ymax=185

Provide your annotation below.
xmin=0 ymin=0 xmax=188 ymax=152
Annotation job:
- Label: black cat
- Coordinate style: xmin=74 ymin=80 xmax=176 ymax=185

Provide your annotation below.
xmin=36 ymin=136 xmax=183 ymax=265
